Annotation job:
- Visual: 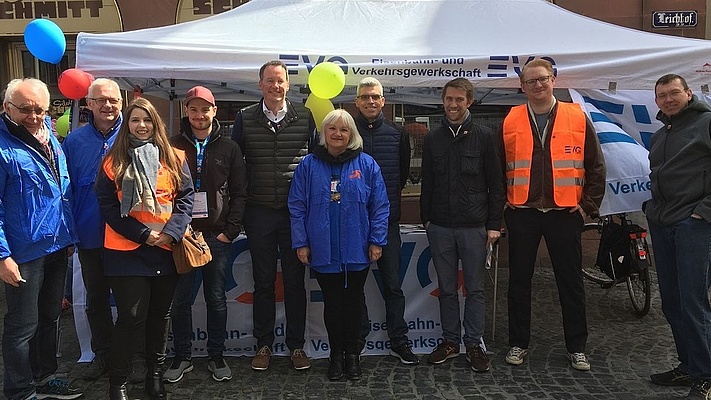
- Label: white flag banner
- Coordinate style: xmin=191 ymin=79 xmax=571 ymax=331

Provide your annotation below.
xmin=570 ymin=89 xmax=660 ymax=216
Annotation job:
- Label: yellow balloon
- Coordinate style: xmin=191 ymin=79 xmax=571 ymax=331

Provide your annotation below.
xmin=305 ymin=94 xmax=334 ymax=129
xmin=308 ymin=62 xmax=345 ymax=100
xmin=56 ymin=114 xmax=70 ymax=138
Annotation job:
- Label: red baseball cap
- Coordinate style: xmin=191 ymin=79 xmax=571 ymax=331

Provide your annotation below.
xmin=185 ymin=86 xmax=215 ymax=106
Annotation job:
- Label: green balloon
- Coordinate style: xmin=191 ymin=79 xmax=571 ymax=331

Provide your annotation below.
xmin=56 ymin=114 xmax=70 ymax=138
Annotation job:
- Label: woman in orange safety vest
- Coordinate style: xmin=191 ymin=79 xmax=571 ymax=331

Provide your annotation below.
xmin=95 ymin=97 xmax=194 ymax=400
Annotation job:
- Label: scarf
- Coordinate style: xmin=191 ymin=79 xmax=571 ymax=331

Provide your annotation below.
xmin=120 ymin=135 xmax=161 ymax=217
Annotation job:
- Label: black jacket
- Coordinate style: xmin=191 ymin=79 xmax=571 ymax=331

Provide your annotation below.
xmin=356 ymin=112 xmax=410 ymax=223
xmin=647 ymin=95 xmax=711 ymax=225
xmin=231 ymin=99 xmax=314 ymax=209
xmin=171 ymin=118 xmax=247 ymax=240
xmin=420 ymin=113 xmax=505 ymax=230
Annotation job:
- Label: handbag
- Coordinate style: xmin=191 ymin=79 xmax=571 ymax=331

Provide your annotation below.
xmin=173 ymin=225 xmax=212 ymax=274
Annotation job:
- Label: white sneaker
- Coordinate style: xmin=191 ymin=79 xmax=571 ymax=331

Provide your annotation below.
xmin=505 ymin=346 xmax=528 ymax=365
xmin=568 ymin=352 xmax=591 ymax=371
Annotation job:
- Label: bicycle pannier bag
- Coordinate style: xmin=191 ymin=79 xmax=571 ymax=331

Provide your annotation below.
xmin=173 ymin=225 xmax=212 ymax=274
xmin=596 ymin=220 xmax=632 ymax=280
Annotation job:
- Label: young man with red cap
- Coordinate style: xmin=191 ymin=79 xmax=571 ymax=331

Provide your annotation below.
xmin=165 ymin=86 xmax=247 ymax=383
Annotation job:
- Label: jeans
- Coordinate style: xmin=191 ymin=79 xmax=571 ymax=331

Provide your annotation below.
xmin=171 ymin=235 xmax=232 ymax=359
xmin=648 ymin=216 xmax=711 ymax=380
xmin=78 ymin=248 xmax=114 ymax=357
xmin=360 ymin=220 xmax=409 ymax=347
xmin=426 ymin=223 xmax=487 ymax=346
xmin=505 ymin=208 xmax=587 ymax=353
xmin=108 ymin=274 xmax=178 ymax=383
xmin=3 ymin=250 xmax=67 ymax=400
xmin=315 ymin=268 xmax=369 ymax=355
xmin=243 ymin=205 xmax=306 ymax=351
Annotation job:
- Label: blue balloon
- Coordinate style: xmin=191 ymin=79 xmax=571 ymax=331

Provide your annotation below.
xmin=24 ymin=19 xmax=66 ymax=64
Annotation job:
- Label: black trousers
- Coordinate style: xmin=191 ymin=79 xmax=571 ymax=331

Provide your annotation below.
xmin=243 ymin=205 xmax=307 ymax=351
xmin=78 ymin=248 xmax=114 ymax=356
xmin=505 ymin=207 xmax=588 ymax=353
xmin=107 ymin=274 xmax=178 ymax=383
xmin=315 ymin=268 xmax=369 ymax=356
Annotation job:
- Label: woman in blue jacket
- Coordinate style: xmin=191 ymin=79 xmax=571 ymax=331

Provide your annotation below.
xmin=288 ymin=109 xmax=389 ymax=381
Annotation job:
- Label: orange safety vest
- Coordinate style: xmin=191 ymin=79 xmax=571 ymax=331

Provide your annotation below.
xmin=502 ymin=102 xmax=586 ymax=207
xmin=102 ymin=150 xmax=184 ymax=252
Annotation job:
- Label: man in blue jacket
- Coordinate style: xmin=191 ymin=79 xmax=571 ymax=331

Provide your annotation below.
xmin=63 ymin=77 xmax=122 ymax=381
xmin=0 ymin=78 xmax=81 ymax=399
xmin=353 ymin=77 xmax=417 ymax=365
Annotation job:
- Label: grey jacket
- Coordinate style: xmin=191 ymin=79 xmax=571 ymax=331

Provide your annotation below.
xmin=647 ymin=95 xmax=711 ymax=225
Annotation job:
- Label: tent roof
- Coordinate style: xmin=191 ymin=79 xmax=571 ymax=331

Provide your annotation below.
xmin=75 ymin=0 xmax=711 ymax=102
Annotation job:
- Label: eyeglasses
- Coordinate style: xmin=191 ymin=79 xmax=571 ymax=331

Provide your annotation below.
xmin=7 ymin=102 xmax=48 ymax=115
xmin=88 ymin=97 xmax=122 ymax=105
xmin=523 ymin=75 xmax=552 ymax=87
xmin=655 ymin=89 xmax=687 ymax=101
xmin=357 ymin=94 xmax=383 ymax=101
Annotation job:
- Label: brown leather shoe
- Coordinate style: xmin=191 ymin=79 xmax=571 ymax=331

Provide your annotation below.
xmin=251 ymin=346 xmax=272 ymax=371
xmin=465 ymin=344 xmax=490 ymax=372
xmin=290 ymin=348 xmax=311 ymax=370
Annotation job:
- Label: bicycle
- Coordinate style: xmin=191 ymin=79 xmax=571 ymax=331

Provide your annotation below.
xmin=580 ymin=213 xmax=652 ymax=317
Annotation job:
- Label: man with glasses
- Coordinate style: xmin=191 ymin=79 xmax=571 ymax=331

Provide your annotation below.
xmin=352 ymin=77 xmax=416 ymax=364
xmin=646 ymin=74 xmax=711 ymax=399
xmin=231 ymin=60 xmax=315 ymax=371
xmin=0 ymin=78 xmax=82 ymax=399
xmin=501 ymin=59 xmax=605 ymax=371
xmin=165 ymin=86 xmax=247 ymax=383
xmin=420 ymin=78 xmax=505 ymax=372
xmin=63 ymin=78 xmax=124 ymax=381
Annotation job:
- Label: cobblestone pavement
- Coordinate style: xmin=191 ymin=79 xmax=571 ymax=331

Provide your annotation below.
xmin=0 ymin=264 xmax=688 ymax=400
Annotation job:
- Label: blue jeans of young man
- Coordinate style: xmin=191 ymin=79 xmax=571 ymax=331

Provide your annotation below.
xmin=426 ymin=223 xmax=487 ymax=346
xmin=360 ymin=220 xmax=409 ymax=348
xmin=3 ymin=249 xmax=67 ymax=400
xmin=647 ymin=216 xmax=711 ymax=381
xmin=243 ymin=205 xmax=306 ymax=351
xmin=171 ymin=235 xmax=232 ymax=359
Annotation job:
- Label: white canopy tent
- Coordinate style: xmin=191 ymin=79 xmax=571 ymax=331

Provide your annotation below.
xmin=75 ymin=0 xmax=711 ymax=103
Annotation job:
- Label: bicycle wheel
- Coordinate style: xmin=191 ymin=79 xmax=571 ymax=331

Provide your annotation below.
xmin=581 ymin=222 xmax=615 ymax=286
xmin=627 ymin=240 xmax=651 ymax=317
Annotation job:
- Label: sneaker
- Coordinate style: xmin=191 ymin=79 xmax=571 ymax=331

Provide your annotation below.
xmin=35 ymin=377 xmax=83 ymax=399
xmin=79 ymin=353 xmax=107 ymax=380
xmin=567 ymin=352 xmax=591 ymax=371
xmin=252 ymin=346 xmax=272 ymax=371
xmin=162 ymin=357 xmax=193 ymax=383
xmin=427 ymin=341 xmax=459 ymax=364
xmin=389 ymin=343 xmax=419 ymax=365
xmin=505 ymin=346 xmax=528 ymax=366
xmin=465 ymin=344 xmax=490 ymax=372
xmin=290 ymin=348 xmax=311 ymax=370
xmin=127 ymin=358 xmax=147 ymax=384
xmin=207 ymin=356 xmax=232 ymax=382
xmin=650 ymin=366 xmax=692 ymax=387
xmin=688 ymin=380 xmax=711 ymax=399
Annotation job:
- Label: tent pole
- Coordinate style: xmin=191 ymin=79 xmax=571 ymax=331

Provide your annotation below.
xmin=169 ymin=79 xmax=176 ymax=134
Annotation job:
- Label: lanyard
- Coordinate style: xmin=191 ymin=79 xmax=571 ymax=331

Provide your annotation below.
xmin=194 ymin=138 xmax=207 ymax=191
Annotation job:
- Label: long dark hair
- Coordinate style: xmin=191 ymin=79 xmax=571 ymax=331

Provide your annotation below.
xmin=104 ymin=97 xmax=182 ymax=190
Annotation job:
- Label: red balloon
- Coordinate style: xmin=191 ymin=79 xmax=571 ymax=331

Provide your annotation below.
xmin=58 ymin=68 xmax=94 ymax=100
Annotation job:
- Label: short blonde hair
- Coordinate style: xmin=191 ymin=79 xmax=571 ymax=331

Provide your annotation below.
xmin=319 ymin=109 xmax=363 ymax=150
xmin=520 ymin=59 xmax=554 ymax=83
